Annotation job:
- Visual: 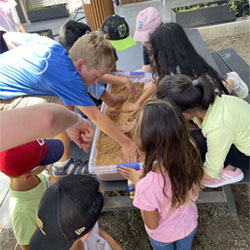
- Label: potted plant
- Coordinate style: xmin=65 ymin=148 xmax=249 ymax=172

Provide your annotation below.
xmin=27 ymin=3 xmax=69 ymax=23
xmin=171 ymin=0 xmax=236 ymax=28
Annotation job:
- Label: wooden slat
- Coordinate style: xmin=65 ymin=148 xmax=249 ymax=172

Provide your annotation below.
xmin=103 ymin=196 xmax=134 ymax=211
xmin=102 ymin=190 xmax=230 ymax=212
xmin=83 ymin=0 xmax=114 ymax=30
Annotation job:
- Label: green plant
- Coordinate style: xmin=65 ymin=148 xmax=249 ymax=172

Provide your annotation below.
xmin=173 ymin=2 xmax=225 ymax=13
xmin=27 ymin=3 xmax=65 ymax=12
xmin=230 ymin=0 xmax=249 ymax=17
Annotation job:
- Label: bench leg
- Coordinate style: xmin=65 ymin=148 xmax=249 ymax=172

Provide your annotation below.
xmin=222 ymin=185 xmax=238 ymax=216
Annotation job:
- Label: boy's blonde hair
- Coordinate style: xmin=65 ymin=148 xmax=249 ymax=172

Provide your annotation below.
xmin=69 ymin=31 xmax=115 ymax=71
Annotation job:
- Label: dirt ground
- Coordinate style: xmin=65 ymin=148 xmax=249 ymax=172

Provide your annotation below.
xmin=0 ymin=33 xmax=249 ymax=250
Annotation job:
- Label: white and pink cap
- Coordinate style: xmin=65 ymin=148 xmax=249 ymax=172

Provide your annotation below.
xmin=134 ymin=7 xmax=162 ymax=42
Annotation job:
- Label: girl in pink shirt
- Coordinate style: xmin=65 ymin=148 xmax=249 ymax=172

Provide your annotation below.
xmin=119 ymin=99 xmax=203 ymax=250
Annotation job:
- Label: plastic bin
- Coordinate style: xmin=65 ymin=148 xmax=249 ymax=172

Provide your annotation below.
xmin=88 ymin=72 xmax=152 ymax=181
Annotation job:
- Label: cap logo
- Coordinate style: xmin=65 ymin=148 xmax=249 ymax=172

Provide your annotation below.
xmin=37 ymin=139 xmax=45 ymax=146
xmin=36 ymin=215 xmax=46 ymax=235
xmin=75 ymin=226 xmax=86 ymax=235
xmin=117 ymin=24 xmax=127 ymax=38
xmin=138 ymin=23 xmax=144 ymax=30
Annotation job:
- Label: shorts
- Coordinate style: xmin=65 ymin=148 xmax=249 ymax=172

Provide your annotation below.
xmin=0 ymin=95 xmax=59 ymax=111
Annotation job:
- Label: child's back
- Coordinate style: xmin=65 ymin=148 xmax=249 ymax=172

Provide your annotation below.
xmin=134 ymin=167 xmax=198 ymax=242
xmin=9 ymin=172 xmax=50 ymax=247
xmin=119 ymin=99 xmax=203 ymax=250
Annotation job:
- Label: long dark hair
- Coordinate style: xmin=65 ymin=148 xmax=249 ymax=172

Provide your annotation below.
xmin=135 ymin=99 xmax=203 ymax=208
xmin=156 ymin=74 xmax=216 ymax=112
xmin=149 ymin=22 xmax=229 ymax=94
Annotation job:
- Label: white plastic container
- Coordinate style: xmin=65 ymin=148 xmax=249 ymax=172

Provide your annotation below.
xmin=88 ymin=72 xmax=152 ymax=181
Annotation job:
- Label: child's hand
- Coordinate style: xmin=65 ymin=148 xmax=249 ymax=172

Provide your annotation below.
xmin=123 ymin=77 xmax=136 ymax=95
xmin=66 ymin=118 xmax=93 ymax=152
xmin=120 ymin=120 xmax=136 ymax=133
xmin=122 ymin=141 xmax=141 ymax=163
xmin=122 ymin=102 xmax=140 ymax=115
xmin=109 ymin=94 xmax=127 ymax=107
xmin=118 ymin=166 xmax=143 ymax=185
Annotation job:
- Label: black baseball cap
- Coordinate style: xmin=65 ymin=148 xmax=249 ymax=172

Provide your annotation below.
xmin=101 ymin=14 xmax=136 ymax=51
xmin=29 ymin=175 xmax=104 ymax=250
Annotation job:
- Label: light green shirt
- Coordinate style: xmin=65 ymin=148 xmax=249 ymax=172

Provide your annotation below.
xmin=9 ymin=173 xmax=50 ymax=245
xmin=193 ymin=95 xmax=250 ymax=178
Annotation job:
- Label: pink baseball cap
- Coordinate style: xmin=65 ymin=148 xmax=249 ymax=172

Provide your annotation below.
xmin=134 ymin=7 xmax=162 ymax=42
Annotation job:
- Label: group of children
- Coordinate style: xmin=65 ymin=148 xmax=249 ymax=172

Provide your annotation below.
xmin=0 ymin=5 xmax=250 ymax=250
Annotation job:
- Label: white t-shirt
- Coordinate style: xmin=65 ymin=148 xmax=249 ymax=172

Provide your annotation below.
xmin=0 ymin=0 xmax=20 ymax=32
xmin=83 ymin=223 xmax=111 ymax=250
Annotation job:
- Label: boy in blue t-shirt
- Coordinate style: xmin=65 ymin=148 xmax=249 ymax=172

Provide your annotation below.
xmin=58 ymin=20 xmax=136 ymax=108
xmin=0 ymin=31 xmax=140 ymax=177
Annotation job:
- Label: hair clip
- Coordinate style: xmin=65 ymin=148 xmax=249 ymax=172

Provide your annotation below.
xmin=192 ymin=79 xmax=199 ymax=86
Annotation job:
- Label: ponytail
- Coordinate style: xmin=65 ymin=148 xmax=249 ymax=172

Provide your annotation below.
xmin=156 ymin=74 xmax=216 ymax=112
xmin=194 ymin=76 xmax=216 ymax=110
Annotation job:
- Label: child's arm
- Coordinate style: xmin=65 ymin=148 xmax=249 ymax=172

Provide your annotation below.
xmin=0 ymin=103 xmax=91 ymax=151
xmin=19 ymin=23 xmax=26 ymax=33
xmin=123 ymin=83 xmax=156 ymax=115
xmin=101 ymin=74 xmax=136 ymax=95
xmin=77 ymin=105 xmax=140 ymax=162
xmin=101 ymin=90 xmax=127 ymax=107
xmin=3 ymin=32 xmax=35 ymax=49
xmin=136 ymin=64 xmax=152 ymax=73
xmin=20 ymin=245 xmax=29 ymax=250
xmin=120 ymin=120 xmax=136 ymax=134
xmin=99 ymin=229 xmax=122 ymax=250
xmin=118 ymin=167 xmax=159 ymax=230
xmin=140 ymin=209 xmax=159 ymax=230
xmin=118 ymin=166 xmax=142 ymax=186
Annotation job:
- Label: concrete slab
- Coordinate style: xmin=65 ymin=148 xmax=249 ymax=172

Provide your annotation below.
xmin=198 ymin=17 xmax=250 ymax=40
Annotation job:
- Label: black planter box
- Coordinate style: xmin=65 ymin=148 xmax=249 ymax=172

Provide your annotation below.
xmin=28 ymin=4 xmax=69 ymax=23
xmin=30 ymin=29 xmax=54 ymax=40
xmin=171 ymin=1 xmax=236 ymax=28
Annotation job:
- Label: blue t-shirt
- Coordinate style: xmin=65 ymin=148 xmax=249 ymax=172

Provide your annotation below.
xmin=85 ymin=81 xmax=105 ymax=100
xmin=0 ymin=35 xmax=94 ymax=107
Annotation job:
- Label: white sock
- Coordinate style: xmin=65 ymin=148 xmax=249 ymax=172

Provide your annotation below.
xmin=53 ymin=158 xmax=71 ymax=168
xmin=229 ymin=76 xmax=239 ymax=89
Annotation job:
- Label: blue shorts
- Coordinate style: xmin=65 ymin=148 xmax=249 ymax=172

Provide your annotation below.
xmin=85 ymin=81 xmax=105 ymax=100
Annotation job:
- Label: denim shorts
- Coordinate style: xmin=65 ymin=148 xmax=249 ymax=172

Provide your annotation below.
xmin=148 ymin=226 xmax=198 ymax=250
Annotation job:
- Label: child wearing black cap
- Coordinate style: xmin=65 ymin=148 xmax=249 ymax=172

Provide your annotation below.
xmin=0 ymin=139 xmax=64 ymax=250
xmin=29 ymin=175 xmax=122 ymax=250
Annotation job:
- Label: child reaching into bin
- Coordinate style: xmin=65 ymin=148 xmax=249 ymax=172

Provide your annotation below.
xmin=121 ymin=22 xmax=249 ymax=124
xmin=59 ymin=20 xmax=126 ymax=108
xmin=133 ymin=7 xmax=162 ymax=73
xmin=59 ymin=19 xmax=136 ymax=109
xmin=121 ymin=7 xmax=162 ymax=116
xmin=156 ymin=74 xmax=250 ymax=187
xmin=119 ymin=99 xmax=203 ymax=250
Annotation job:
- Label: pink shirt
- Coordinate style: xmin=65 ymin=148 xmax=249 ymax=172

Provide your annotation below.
xmin=133 ymin=171 xmax=198 ymax=242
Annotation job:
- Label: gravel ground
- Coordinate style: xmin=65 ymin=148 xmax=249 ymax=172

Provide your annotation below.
xmin=0 ymin=32 xmax=249 ymax=250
